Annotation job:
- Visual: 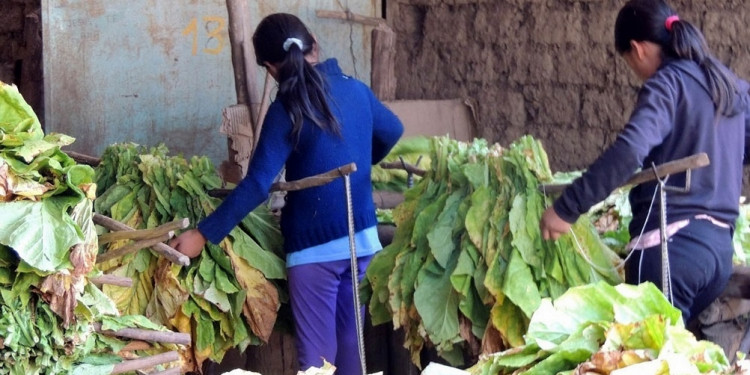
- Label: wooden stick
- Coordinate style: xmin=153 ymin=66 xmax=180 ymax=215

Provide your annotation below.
xmin=90 ymin=274 xmax=134 ymax=288
xmin=98 ymin=218 xmax=189 ymax=245
xmin=93 ymin=323 xmax=191 ymax=345
xmin=316 ymin=9 xmax=385 ymax=27
xmin=148 ymin=368 xmax=181 ymax=375
xmin=118 ymin=341 xmax=152 ymax=353
xmin=99 ymin=230 xmax=174 ymax=247
xmin=208 ymin=163 xmax=357 ymax=197
xmin=272 ymin=163 xmax=357 ymax=192
xmin=96 ymin=233 xmax=172 ymax=264
xmin=110 ymin=351 xmax=180 ymax=375
xmin=372 ymin=190 xmax=404 ymax=209
xmin=379 ymin=161 xmax=427 ymax=176
xmin=65 ymin=150 xmax=101 ymax=166
xmin=539 ymin=153 xmax=710 ymax=194
xmin=93 ymin=214 xmax=190 ymax=266
xmin=253 ymin=72 xmax=273 ymax=151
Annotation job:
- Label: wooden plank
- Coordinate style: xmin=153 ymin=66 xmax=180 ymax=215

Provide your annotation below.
xmin=244 ymin=330 xmax=297 ymax=375
xmin=316 ymin=9 xmax=385 ymax=27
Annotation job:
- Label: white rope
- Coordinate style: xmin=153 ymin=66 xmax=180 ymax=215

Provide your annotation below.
xmin=560 ymin=183 xmax=660 ymax=274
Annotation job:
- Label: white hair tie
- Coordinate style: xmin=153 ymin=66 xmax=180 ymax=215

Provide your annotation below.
xmin=283 ymin=37 xmax=304 ymax=52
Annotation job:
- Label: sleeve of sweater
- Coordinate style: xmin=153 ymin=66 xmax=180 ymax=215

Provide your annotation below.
xmin=197 ymin=104 xmax=293 ymax=244
xmin=366 ymin=87 xmax=404 ymax=163
xmin=553 ymin=73 xmax=678 ymax=224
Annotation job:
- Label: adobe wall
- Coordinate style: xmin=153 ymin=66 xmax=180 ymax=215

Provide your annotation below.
xmin=388 ymin=0 xmax=750 ymax=172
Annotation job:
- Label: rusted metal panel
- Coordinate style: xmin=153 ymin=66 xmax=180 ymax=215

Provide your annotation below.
xmin=250 ymin=0 xmax=380 ymax=91
xmin=42 ymin=0 xmax=379 ymax=166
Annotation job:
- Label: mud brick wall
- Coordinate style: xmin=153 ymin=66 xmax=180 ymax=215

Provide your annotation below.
xmin=387 ymin=0 xmax=750 ymax=174
xmin=0 ymin=0 xmax=43 ymax=122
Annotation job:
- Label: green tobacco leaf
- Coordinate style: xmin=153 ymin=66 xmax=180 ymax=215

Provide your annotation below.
xmin=502 ymin=248 xmax=541 ymax=318
xmin=465 ymin=186 xmax=493 ymax=250
xmin=414 ymin=252 xmax=461 ymax=353
xmin=0 ymin=81 xmax=42 ymax=137
xmin=364 ymin=244 xmax=401 ymax=325
xmin=509 ymin=194 xmax=542 ymax=269
xmin=229 ymin=229 xmax=286 ymax=280
xmin=78 ymin=283 xmax=119 ymax=318
xmin=0 ymin=199 xmax=80 ymax=271
xmin=427 ymin=190 xmax=464 ymax=268
xmin=103 ymin=257 xmax=156 ymax=316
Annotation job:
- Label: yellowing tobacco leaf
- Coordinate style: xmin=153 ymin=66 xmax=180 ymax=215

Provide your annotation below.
xmin=222 ymin=239 xmax=279 ymax=343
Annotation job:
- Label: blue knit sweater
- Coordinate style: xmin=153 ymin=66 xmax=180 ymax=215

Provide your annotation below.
xmin=554 ymin=59 xmax=750 ymax=234
xmin=198 ymin=59 xmax=404 ymax=253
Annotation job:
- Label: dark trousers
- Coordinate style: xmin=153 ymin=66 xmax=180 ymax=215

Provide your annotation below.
xmin=625 ymin=219 xmax=733 ymax=322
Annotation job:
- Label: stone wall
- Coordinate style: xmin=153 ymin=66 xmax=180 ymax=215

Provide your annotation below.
xmin=387 ymin=0 xmax=750 ymax=172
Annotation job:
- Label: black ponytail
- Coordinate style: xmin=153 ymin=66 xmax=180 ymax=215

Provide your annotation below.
xmin=614 ymin=0 xmax=738 ymax=116
xmin=252 ymin=13 xmax=340 ymax=140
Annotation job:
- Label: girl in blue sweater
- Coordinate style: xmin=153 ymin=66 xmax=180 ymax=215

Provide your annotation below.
xmin=540 ymin=0 xmax=750 ymax=323
xmin=171 ymin=13 xmax=403 ymax=373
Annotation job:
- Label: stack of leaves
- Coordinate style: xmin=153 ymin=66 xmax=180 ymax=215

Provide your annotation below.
xmin=468 ymin=281 xmax=744 ymax=375
xmin=94 ymin=143 xmax=286 ymax=370
xmin=0 ymin=81 xmax=180 ymax=374
xmin=371 ymin=136 xmax=431 ymax=193
xmin=361 ymin=135 xmax=623 ymax=367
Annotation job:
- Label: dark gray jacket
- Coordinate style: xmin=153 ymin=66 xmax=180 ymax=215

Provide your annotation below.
xmin=555 ymin=58 xmax=750 ymax=234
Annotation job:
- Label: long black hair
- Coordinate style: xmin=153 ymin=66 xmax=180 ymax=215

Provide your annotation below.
xmin=614 ymin=0 xmax=738 ymax=116
xmin=252 ymin=13 xmax=340 ymax=139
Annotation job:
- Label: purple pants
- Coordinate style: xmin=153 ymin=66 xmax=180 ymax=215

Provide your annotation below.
xmin=287 ymin=254 xmax=373 ymax=374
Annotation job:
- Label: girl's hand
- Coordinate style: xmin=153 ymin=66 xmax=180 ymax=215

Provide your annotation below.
xmin=169 ymin=229 xmax=207 ymax=258
xmin=540 ymin=206 xmax=572 ymax=241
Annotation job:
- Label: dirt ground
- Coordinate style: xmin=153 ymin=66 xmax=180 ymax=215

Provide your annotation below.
xmin=387 ymin=0 xmax=750 ymax=175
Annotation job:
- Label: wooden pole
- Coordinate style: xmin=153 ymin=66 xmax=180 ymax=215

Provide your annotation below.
xmin=378 ymin=161 xmax=426 ymax=176
xmin=90 ymin=275 xmax=134 ymax=288
xmin=148 ymin=368 xmax=182 ymax=375
xmin=208 ymin=163 xmax=357 ymax=197
xmin=98 ymin=218 xmax=189 ymax=245
xmin=64 ymin=150 xmax=101 ymax=166
xmin=371 ymin=24 xmax=397 ymax=101
xmin=118 ymin=341 xmax=152 ymax=353
xmin=93 ymin=214 xmax=190 ymax=266
xmin=93 ymin=323 xmax=191 ymax=345
xmin=272 ymin=163 xmax=357 ymax=192
xmin=96 ymin=233 xmax=173 ymax=264
xmin=539 ymin=153 xmax=710 ymax=194
xmin=223 ymin=0 xmax=261 ymax=183
xmin=110 ymin=351 xmax=180 ymax=375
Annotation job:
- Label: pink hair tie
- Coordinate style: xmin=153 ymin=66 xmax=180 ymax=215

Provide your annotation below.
xmin=665 ymin=15 xmax=679 ymax=31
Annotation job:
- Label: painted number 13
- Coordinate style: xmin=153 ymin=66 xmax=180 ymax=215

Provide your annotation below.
xmin=182 ymin=16 xmax=226 ymax=55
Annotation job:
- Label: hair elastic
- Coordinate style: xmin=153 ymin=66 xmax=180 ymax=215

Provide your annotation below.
xmin=665 ymin=15 xmax=679 ymax=32
xmin=283 ymin=37 xmax=303 ymax=52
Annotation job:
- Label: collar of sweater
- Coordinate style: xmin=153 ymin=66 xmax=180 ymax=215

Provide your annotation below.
xmin=315 ymin=58 xmax=343 ymax=77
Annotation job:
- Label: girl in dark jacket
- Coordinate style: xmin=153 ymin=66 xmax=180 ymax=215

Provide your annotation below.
xmin=540 ymin=0 xmax=750 ymax=323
